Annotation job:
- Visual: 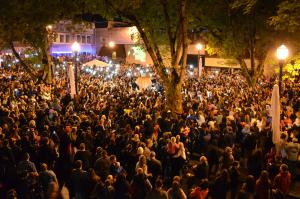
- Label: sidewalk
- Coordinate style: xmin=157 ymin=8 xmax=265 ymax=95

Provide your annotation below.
xmin=288 ymin=181 xmax=300 ymax=198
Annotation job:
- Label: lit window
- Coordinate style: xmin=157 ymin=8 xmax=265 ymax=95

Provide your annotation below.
xmin=66 ymin=35 xmax=70 ymax=43
xmin=77 ymin=35 xmax=81 ymax=42
xmin=82 ymin=36 xmax=86 ymax=43
xmin=87 ymin=36 xmax=91 ymax=44
xmin=60 ymin=35 xmax=64 ymax=43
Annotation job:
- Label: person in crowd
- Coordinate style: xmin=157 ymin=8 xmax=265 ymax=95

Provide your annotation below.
xmin=0 ymin=66 xmax=299 ymax=198
xmin=237 ymin=175 xmax=256 ymax=199
xmin=210 ymin=169 xmax=230 ymax=199
xmin=273 ymin=164 xmax=292 ymax=196
xmin=94 ymin=150 xmax=111 ymax=180
xmin=229 ymin=161 xmax=241 ymax=199
xmin=114 ymin=172 xmax=131 ymax=199
xmin=146 ymin=178 xmax=168 ymax=199
xmin=148 ymin=151 xmax=163 ymax=180
xmin=136 ymin=155 xmax=152 ymax=177
xmin=193 ymin=156 xmax=209 ymax=183
xmin=70 ymin=160 xmax=89 ymax=199
xmin=73 ymin=143 xmax=92 ymax=170
xmin=167 ymin=178 xmax=187 ymax=199
xmin=256 ymin=170 xmax=272 ymax=199
xmin=131 ymin=168 xmax=152 ymax=199
xmin=285 ymin=137 xmax=300 ymax=180
xmin=189 ymin=179 xmax=209 ymax=199
xmin=39 ymin=163 xmax=58 ymax=197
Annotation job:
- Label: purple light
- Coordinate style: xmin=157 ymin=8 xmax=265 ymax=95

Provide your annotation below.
xmin=50 ymin=44 xmax=96 ymax=55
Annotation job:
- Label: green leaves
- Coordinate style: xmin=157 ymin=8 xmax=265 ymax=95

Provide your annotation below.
xmin=270 ymin=0 xmax=300 ymax=32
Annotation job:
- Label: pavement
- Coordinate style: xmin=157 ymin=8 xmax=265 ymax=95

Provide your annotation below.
xmin=288 ymin=182 xmax=300 ymax=198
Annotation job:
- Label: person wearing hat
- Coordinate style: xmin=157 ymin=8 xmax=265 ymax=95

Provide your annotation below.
xmin=286 ymin=138 xmax=300 ymax=179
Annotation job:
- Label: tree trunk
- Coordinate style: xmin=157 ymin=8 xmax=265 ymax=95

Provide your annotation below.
xmin=165 ymin=80 xmax=183 ymax=114
xmin=42 ymin=35 xmax=53 ymax=84
xmin=237 ymin=57 xmax=264 ymax=86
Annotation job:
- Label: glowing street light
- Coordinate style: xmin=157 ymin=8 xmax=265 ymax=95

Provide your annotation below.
xmin=46 ymin=25 xmax=52 ymax=32
xmin=277 ymin=44 xmax=288 ymax=60
xmin=108 ymin=41 xmax=115 ymax=48
xmin=276 ymin=44 xmax=289 ymax=95
xmin=72 ymin=41 xmax=81 ymax=53
xmin=196 ymin=43 xmax=203 ymax=51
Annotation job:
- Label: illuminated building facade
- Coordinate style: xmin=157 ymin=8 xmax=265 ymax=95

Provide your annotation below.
xmin=50 ymin=20 xmax=96 ymax=55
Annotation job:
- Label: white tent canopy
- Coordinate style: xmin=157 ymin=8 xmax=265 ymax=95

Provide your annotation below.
xmin=84 ymin=59 xmax=109 ymax=67
xmin=136 ymin=77 xmax=152 ymax=90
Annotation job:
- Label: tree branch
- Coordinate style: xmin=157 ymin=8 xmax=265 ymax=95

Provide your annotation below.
xmin=10 ymin=42 xmax=38 ymax=79
xmin=159 ymin=0 xmax=176 ymax=59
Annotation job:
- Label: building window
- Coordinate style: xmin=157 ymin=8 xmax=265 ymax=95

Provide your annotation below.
xmin=87 ymin=36 xmax=91 ymax=44
xmin=65 ymin=35 xmax=70 ymax=43
xmin=54 ymin=34 xmax=58 ymax=43
xmin=82 ymin=36 xmax=86 ymax=43
xmin=77 ymin=35 xmax=81 ymax=43
xmin=60 ymin=35 xmax=64 ymax=43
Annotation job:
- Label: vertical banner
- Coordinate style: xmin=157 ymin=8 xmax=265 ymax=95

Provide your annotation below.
xmin=198 ymin=56 xmax=203 ymax=78
xmin=69 ymin=64 xmax=76 ymax=98
xmin=271 ymin=84 xmax=280 ymax=144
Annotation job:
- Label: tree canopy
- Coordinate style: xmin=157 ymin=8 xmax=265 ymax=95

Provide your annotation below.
xmin=0 ymin=0 xmax=84 ymax=81
xmin=192 ymin=0 xmax=283 ymax=85
xmin=270 ymin=0 xmax=300 ymax=32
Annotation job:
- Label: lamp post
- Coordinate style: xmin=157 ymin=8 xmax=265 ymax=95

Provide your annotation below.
xmin=72 ymin=41 xmax=80 ymax=94
xmin=196 ymin=43 xmax=203 ymax=78
xmin=276 ymin=44 xmax=288 ymax=95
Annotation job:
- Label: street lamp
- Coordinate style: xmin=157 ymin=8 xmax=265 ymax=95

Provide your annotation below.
xmin=196 ymin=43 xmax=204 ymax=78
xmin=108 ymin=41 xmax=115 ymax=48
xmin=72 ymin=41 xmax=80 ymax=94
xmin=276 ymin=44 xmax=288 ymax=95
xmin=46 ymin=25 xmax=52 ymax=32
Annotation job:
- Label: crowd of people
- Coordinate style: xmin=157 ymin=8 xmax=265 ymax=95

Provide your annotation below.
xmin=0 ymin=65 xmax=299 ymax=199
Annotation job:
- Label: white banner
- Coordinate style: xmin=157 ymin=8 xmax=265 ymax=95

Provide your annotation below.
xmin=69 ymin=65 xmax=76 ymax=98
xmin=271 ymin=84 xmax=280 ymax=144
xmin=198 ymin=56 xmax=203 ymax=78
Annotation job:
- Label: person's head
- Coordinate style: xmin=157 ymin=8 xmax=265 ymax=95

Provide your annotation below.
xmin=199 ymin=156 xmax=208 ymax=165
xmin=23 ymin=152 xmax=30 ymax=161
xmin=110 ymin=155 xmax=117 ymax=163
xmin=6 ymin=189 xmax=17 ymax=199
xmin=137 ymin=167 xmax=144 ymax=175
xmin=232 ymin=161 xmax=240 ymax=168
xmin=74 ymin=160 xmax=82 ymax=169
xmin=137 ymin=147 xmax=144 ymax=156
xmin=280 ymin=164 xmax=289 ymax=173
xmin=146 ymin=114 xmax=152 ymax=120
xmin=106 ymin=174 xmax=114 ymax=184
xmin=259 ymin=170 xmax=269 ymax=183
xmin=200 ymin=179 xmax=209 ymax=189
xmin=41 ymin=163 xmax=48 ymax=171
xmin=79 ymin=143 xmax=85 ymax=151
xmin=171 ymin=180 xmax=180 ymax=190
xmin=101 ymin=150 xmax=108 ymax=158
xmin=171 ymin=136 xmax=176 ymax=143
xmin=173 ymin=176 xmax=181 ymax=183
xmin=139 ymin=155 xmax=147 ymax=164
xmin=150 ymin=151 xmax=156 ymax=159
xmin=244 ymin=175 xmax=255 ymax=193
